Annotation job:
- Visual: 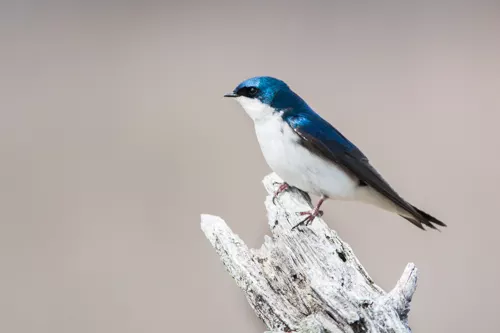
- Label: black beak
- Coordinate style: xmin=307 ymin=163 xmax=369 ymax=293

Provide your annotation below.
xmin=224 ymin=93 xmax=237 ymax=98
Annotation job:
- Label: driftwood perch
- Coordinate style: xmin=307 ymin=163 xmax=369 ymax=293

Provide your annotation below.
xmin=201 ymin=173 xmax=418 ymax=333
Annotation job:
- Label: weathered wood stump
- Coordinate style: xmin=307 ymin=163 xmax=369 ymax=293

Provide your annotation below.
xmin=201 ymin=173 xmax=417 ymax=333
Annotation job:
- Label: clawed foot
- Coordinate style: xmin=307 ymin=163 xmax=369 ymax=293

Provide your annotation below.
xmin=291 ymin=195 xmax=328 ymax=231
xmin=291 ymin=209 xmax=324 ymax=230
xmin=272 ymin=182 xmax=290 ymax=204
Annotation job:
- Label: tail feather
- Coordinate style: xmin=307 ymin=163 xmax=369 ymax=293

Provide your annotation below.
xmin=400 ymin=215 xmax=438 ymax=230
xmin=413 ymin=206 xmax=447 ymax=227
xmin=400 ymin=205 xmax=446 ymax=231
xmin=399 ymin=215 xmax=426 ymax=230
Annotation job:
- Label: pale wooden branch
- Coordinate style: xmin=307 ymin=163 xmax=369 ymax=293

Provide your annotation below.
xmin=201 ymin=173 xmax=418 ymax=333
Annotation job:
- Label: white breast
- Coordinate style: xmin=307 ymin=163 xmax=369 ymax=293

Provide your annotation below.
xmin=253 ymin=112 xmax=359 ymax=199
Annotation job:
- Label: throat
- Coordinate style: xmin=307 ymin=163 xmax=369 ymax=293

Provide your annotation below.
xmin=236 ymin=96 xmax=275 ymax=121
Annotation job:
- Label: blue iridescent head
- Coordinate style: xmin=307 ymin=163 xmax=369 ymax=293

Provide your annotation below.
xmin=225 ymin=76 xmax=313 ymax=121
xmin=224 ymin=76 xmax=290 ymax=105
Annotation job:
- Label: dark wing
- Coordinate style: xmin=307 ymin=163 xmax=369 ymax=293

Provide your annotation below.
xmin=285 ymin=112 xmax=444 ymax=230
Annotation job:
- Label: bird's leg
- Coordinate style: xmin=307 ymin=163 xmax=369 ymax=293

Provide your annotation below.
xmin=272 ymin=182 xmax=290 ymax=204
xmin=292 ymin=196 xmax=328 ymax=230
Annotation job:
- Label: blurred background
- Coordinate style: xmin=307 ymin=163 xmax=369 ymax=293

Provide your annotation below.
xmin=1 ymin=0 xmax=499 ymax=332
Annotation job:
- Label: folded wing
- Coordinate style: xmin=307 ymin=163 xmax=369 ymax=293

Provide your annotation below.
xmin=284 ymin=111 xmax=445 ymax=230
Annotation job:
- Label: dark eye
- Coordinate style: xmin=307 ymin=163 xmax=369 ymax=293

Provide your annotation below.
xmin=235 ymin=86 xmax=260 ymax=98
xmin=248 ymin=87 xmax=258 ymax=96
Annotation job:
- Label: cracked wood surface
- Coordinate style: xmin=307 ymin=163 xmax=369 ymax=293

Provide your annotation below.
xmin=201 ymin=173 xmax=418 ymax=333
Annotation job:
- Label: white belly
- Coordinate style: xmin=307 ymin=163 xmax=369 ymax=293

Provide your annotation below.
xmin=254 ymin=115 xmax=359 ymax=199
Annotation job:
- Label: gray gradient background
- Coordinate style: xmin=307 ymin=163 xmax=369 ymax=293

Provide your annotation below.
xmin=1 ymin=1 xmax=499 ymax=332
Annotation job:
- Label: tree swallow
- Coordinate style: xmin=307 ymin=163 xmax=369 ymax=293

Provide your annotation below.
xmin=224 ymin=76 xmax=446 ymax=230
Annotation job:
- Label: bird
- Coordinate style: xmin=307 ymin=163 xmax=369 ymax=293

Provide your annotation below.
xmin=224 ymin=76 xmax=446 ymax=231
